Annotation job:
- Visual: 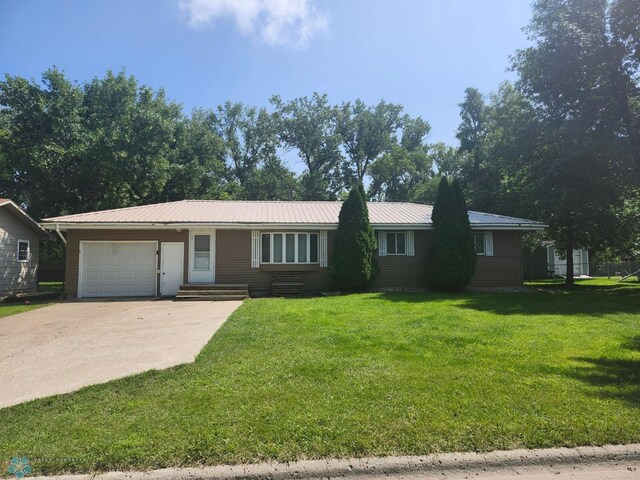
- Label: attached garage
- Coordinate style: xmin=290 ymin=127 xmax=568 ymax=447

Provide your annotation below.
xmin=79 ymin=241 xmax=157 ymax=298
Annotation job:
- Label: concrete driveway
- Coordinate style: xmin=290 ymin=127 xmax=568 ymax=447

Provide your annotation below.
xmin=0 ymin=299 xmax=242 ymax=409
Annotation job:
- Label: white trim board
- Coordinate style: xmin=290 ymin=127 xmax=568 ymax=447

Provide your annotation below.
xmin=45 ymin=222 xmax=546 ymax=231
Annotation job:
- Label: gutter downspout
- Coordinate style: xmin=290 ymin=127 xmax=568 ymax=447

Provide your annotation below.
xmin=55 ymin=224 xmax=67 ymax=245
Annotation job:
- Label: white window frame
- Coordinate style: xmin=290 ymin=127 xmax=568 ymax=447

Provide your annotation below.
xmin=474 ymin=231 xmax=494 ymax=256
xmin=386 ymin=232 xmax=407 ymax=256
xmin=260 ymin=232 xmax=319 ymax=265
xmin=17 ymin=239 xmax=30 ymax=262
xmin=474 ymin=232 xmax=486 ymax=255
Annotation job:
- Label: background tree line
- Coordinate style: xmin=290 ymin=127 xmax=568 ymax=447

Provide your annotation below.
xmin=1 ymin=0 xmax=638 ymax=282
xmin=0 ymin=72 xmax=439 ymax=220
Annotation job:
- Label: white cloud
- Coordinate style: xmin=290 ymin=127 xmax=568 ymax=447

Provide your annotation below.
xmin=179 ymin=0 xmax=328 ymax=48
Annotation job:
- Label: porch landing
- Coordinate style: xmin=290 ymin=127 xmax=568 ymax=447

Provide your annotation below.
xmin=176 ymin=284 xmax=249 ymax=301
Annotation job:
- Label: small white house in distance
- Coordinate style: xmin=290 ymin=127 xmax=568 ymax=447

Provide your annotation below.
xmin=546 ymin=242 xmax=590 ymax=277
xmin=0 ymin=199 xmax=51 ymax=297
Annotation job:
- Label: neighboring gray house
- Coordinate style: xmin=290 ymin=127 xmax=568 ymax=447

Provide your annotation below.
xmin=0 ymin=199 xmax=50 ymax=297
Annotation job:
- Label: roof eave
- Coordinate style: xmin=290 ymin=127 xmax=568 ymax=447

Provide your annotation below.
xmin=2 ymin=201 xmax=51 ymax=239
xmin=42 ymin=221 xmax=546 ymax=232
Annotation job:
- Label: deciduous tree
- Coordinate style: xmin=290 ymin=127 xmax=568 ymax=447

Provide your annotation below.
xmin=271 ymin=93 xmax=343 ymax=200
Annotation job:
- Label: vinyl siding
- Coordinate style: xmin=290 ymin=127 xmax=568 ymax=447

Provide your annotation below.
xmin=65 ymin=229 xmax=189 ymax=298
xmin=374 ymin=230 xmax=429 ymax=288
xmin=0 ymin=209 xmax=41 ymax=295
xmin=374 ymin=229 xmax=523 ymax=289
xmin=64 ymin=228 xmax=524 ymax=297
xmin=469 ymin=230 xmax=523 ymax=287
xmin=215 ymin=229 xmax=334 ymax=293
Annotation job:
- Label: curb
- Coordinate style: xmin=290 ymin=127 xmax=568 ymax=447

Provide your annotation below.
xmin=31 ymin=444 xmax=640 ymax=480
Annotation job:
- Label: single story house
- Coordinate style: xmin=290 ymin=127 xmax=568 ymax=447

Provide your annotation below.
xmin=40 ymin=200 xmax=545 ymax=298
xmin=0 ymin=199 xmax=51 ymax=297
xmin=523 ymin=241 xmax=590 ymax=279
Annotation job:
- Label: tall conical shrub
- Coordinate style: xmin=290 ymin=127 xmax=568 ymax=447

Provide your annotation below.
xmin=425 ymin=177 xmax=477 ymax=291
xmin=330 ymin=184 xmax=378 ymax=291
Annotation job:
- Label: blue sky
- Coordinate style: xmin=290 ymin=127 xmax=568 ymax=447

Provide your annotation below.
xmin=0 ymin=0 xmax=532 ymax=151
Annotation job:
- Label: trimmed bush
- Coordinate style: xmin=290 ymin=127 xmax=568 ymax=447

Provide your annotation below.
xmin=426 ymin=177 xmax=477 ymax=291
xmin=330 ymin=184 xmax=378 ymax=291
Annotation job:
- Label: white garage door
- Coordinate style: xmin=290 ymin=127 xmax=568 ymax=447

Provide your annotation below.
xmin=80 ymin=242 xmax=157 ymax=298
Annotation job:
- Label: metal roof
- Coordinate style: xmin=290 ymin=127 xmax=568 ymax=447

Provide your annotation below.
xmin=41 ymin=200 xmax=545 ymax=230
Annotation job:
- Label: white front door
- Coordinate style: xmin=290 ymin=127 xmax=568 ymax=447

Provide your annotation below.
xmin=161 ymin=242 xmax=184 ymax=296
xmin=189 ymin=230 xmax=215 ymax=283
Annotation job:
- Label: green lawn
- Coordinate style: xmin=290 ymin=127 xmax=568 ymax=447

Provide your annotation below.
xmin=526 ymin=276 xmax=640 ymax=291
xmin=0 ymin=302 xmax=50 ymax=318
xmin=38 ymin=281 xmax=64 ymax=293
xmin=1 ymin=286 xmax=639 ymax=476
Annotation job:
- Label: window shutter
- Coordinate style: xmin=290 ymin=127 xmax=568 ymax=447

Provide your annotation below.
xmin=406 ymin=231 xmax=415 ymax=256
xmin=251 ymin=230 xmax=260 ymax=268
xmin=378 ymin=231 xmax=387 ymax=256
xmin=319 ymin=230 xmax=328 ymax=267
xmin=485 ymin=232 xmax=494 ymax=257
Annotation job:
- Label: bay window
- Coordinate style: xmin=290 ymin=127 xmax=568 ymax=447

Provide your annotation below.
xmin=261 ymin=232 xmax=319 ymax=264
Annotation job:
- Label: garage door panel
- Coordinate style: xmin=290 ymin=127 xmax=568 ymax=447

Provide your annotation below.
xmin=87 ymin=257 xmax=102 ymax=267
xmin=81 ymin=242 xmax=157 ymax=297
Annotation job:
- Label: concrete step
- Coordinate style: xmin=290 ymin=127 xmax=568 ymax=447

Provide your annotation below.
xmin=177 ymin=289 xmax=248 ymax=296
xmin=175 ymin=294 xmax=248 ymax=301
xmin=179 ymin=283 xmax=248 ymax=291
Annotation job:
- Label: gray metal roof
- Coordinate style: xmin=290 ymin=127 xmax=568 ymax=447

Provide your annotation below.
xmin=41 ymin=200 xmax=545 ymax=230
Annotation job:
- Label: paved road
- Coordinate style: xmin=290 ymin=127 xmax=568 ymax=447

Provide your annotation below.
xmin=0 ymin=299 xmax=242 ymax=408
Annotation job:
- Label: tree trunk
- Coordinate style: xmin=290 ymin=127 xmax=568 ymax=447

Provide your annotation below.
xmin=564 ymin=224 xmax=575 ymax=288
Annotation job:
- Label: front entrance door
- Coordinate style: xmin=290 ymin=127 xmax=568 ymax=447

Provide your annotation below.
xmin=189 ymin=230 xmax=215 ymax=283
xmin=161 ymin=242 xmax=184 ymax=296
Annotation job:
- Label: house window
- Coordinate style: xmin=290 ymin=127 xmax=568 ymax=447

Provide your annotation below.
xmin=474 ymin=232 xmax=485 ymax=255
xmin=193 ymin=235 xmax=211 ymax=270
xmin=387 ymin=232 xmax=406 ymax=255
xmin=17 ymin=240 xmax=30 ymax=262
xmin=261 ymin=232 xmax=319 ymax=264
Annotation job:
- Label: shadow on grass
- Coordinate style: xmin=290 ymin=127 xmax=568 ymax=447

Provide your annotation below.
xmin=566 ymin=355 xmax=640 ymax=408
xmin=370 ymin=290 xmax=640 ymax=316
xmin=529 ymin=282 xmax=640 ymax=294
xmin=622 ymin=336 xmax=640 ymax=351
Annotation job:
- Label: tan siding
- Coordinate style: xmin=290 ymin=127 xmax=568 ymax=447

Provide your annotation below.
xmin=65 ymin=229 xmax=189 ymax=298
xmin=374 ymin=230 xmax=429 ymax=288
xmin=469 ymin=231 xmax=523 ymax=287
xmin=373 ymin=229 xmax=523 ymax=289
xmin=0 ymin=209 xmax=41 ymax=295
xmin=216 ymin=229 xmax=334 ymax=293
xmin=64 ymin=228 xmax=524 ymax=296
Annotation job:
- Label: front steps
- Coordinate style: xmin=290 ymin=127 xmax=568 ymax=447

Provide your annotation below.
xmin=176 ymin=284 xmax=249 ymax=301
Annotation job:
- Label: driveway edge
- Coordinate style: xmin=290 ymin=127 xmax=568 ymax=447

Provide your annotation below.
xmin=30 ymin=444 xmax=640 ymax=480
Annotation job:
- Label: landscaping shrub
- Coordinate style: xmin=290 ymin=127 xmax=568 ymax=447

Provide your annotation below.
xmin=426 ymin=177 xmax=477 ymax=291
xmin=330 ymin=184 xmax=378 ymax=291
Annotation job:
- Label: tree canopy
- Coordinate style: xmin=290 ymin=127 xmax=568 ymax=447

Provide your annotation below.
xmin=2 ymin=5 xmax=639 ymax=281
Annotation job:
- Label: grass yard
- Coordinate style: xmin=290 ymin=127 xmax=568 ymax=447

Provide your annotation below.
xmin=526 ymin=276 xmax=640 ymax=291
xmin=0 ymin=285 xmax=639 ymax=475
xmin=38 ymin=281 xmax=64 ymax=293
xmin=0 ymin=302 xmax=50 ymax=318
